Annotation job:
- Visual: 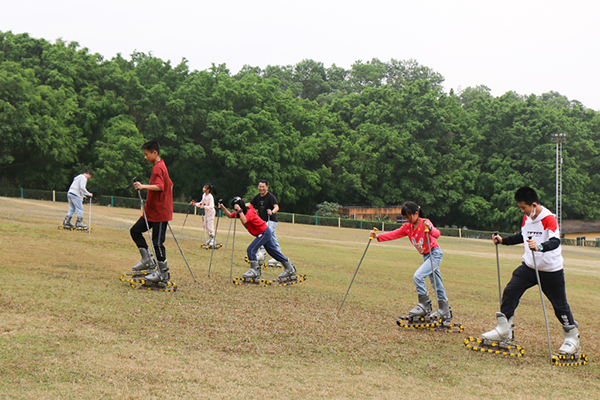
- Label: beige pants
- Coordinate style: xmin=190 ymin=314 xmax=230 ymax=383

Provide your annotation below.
xmin=204 ymin=208 xmax=215 ymax=237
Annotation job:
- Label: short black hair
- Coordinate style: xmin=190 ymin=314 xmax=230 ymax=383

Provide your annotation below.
xmin=258 ymin=180 xmax=268 ymax=186
xmin=514 ymin=187 xmax=539 ymax=205
xmin=84 ymin=170 xmax=92 ymax=176
xmin=141 ymin=140 xmax=160 ymax=154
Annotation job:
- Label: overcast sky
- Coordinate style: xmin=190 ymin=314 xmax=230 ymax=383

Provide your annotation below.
xmin=3 ymin=0 xmax=600 ymax=110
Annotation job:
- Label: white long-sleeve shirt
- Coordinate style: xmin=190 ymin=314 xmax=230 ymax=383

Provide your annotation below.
xmin=68 ymin=174 xmax=91 ymax=199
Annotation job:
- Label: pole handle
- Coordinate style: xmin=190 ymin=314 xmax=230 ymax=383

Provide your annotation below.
xmin=369 ymin=227 xmax=378 ymax=240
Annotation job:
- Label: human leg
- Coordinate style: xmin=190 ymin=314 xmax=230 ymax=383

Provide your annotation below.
xmin=539 ymin=269 xmax=580 ymax=355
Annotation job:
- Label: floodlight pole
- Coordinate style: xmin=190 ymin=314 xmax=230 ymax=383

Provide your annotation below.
xmin=550 ymin=133 xmax=567 ymax=236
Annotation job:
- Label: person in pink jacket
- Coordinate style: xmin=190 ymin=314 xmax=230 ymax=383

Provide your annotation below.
xmin=372 ymin=201 xmax=452 ymax=322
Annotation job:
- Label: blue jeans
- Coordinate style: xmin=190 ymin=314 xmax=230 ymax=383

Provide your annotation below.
xmin=414 ymin=247 xmax=446 ymax=300
xmin=266 ymin=220 xmax=281 ymax=253
xmin=247 ymin=227 xmax=288 ymax=263
xmin=67 ymin=193 xmax=84 ymax=218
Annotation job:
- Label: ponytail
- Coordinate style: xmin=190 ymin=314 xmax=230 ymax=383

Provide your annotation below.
xmin=401 ymin=201 xmax=423 ymax=218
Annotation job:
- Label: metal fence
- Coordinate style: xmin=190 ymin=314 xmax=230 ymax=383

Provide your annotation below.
xmin=2 ymin=187 xmax=598 ymax=247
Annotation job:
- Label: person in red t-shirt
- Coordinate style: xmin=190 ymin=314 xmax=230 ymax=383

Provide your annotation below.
xmin=371 ymin=201 xmax=452 ymax=322
xmin=130 ymin=140 xmax=174 ymax=283
xmin=219 ymin=197 xmax=297 ymax=282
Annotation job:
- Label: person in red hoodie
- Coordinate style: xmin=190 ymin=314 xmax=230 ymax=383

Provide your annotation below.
xmin=372 ymin=201 xmax=452 ymax=322
xmin=219 ymin=197 xmax=297 ymax=282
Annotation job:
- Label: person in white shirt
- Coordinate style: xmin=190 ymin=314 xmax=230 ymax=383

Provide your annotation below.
xmin=62 ymin=170 xmax=93 ymax=230
xmin=481 ymin=187 xmax=581 ymax=356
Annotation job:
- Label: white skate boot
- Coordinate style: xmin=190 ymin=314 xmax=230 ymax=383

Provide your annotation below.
xmin=144 ymin=260 xmax=170 ymax=283
xmin=481 ymin=312 xmax=514 ymax=343
xmin=132 ymin=248 xmax=154 ymax=271
xmin=558 ymin=323 xmax=580 ymax=355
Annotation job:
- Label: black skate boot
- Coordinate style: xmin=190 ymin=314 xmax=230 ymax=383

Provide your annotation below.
xmin=132 ymin=248 xmax=154 ymax=271
xmin=75 ymin=217 xmax=88 ymax=231
xmin=62 ymin=215 xmax=75 ymax=230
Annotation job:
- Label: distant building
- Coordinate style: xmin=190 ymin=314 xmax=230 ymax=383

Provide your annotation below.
xmin=336 ymin=206 xmax=407 ymax=223
xmin=561 ymin=220 xmax=600 ymax=241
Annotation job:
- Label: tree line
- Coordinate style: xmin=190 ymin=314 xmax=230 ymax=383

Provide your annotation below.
xmin=1 ymin=31 xmax=599 ymax=231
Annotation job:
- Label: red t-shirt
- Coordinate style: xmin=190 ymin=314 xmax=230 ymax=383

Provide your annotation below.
xmin=231 ymin=205 xmax=267 ymax=237
xmin=145 ymin=159 xmax=173 ymax=222
xmin=377 ymin=218 xmax=440 ymax=255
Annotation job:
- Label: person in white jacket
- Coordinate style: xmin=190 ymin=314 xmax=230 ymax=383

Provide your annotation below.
xmin=481 ymin=187 xmax=581 ymax=357
xmin=62 ymin=171 xmax=93 ymax=230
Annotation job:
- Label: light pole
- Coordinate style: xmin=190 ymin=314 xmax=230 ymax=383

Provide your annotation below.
xmin=550 ymin=133 xmax=567 ymax=236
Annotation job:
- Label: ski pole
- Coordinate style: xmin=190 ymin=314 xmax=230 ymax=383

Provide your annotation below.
xmin=181 ymin=201 xmax=193 ymax=236
xmin=88 ymin=197 xmax=92 ymax=234
xmin=133 ymin=177 xmax=157 ymax=269
xmin=201 ymin=208 xmax=207 ymax=244
xmin=337 ymin=228 xmax=377 ymax=318
xmin=168 ymin=222 xmax=197 ymax=283
xmin=528 ymin=235 xmax=553 ymax=367
xmin=424 ymin=222 xmax=440 ymax=313
xmin=208 ymin=200 xmax=222 ymax=277
xmin=229 ymin=217 xmax=237 ymax=282
xmin=222 ymin=218 xmax=233 ymax=257
xmin=493 ymin=231 xmax=502 ymax=309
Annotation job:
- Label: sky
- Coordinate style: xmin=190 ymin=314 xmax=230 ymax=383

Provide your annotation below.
xmin=3 ymin=0 xmax=600 ymax=110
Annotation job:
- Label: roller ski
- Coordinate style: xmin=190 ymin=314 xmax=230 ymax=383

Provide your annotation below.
xmin=552 ymin=323 xmax=587 ymax=366
xmin=396 ymin=295 xmax=463 ymax=333
xmin=130 ymin=260 xmax=178 ymax=292
xmin=233 ymin=261 xmax=272 ymax=286
xmin=58 ymin=215 xmax=76 ymax=230
xmin=200 ymin=235 xmax=222 ymax=250
xmin=464 ymin=312 xmax=525 ymax=357
xmin=120 ymin=248 xmax=156 ymax=282
xmin=269 ymin=261 xmax=307 ymax=287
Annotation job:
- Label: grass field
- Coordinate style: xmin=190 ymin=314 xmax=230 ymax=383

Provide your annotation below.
xmin=1 ymin=196 xmax=599 ymax=399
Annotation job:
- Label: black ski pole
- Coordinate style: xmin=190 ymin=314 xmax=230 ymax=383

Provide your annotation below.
xmin=528 ymin=236 xmax=553 ymax=367
xmin=229 ymin=217 xmax=237 ymax=282
xmin=133 ymin=177 xmax=157 ymax=269
xmin=222 ymin=218 xmax=233 ymax=258
xmin=337 ymin=228 xmax=377 ymax=318
xmin=168 ymin=222 xmax=197 ymax=283
xmin=208 ymin=200 xmax=222 ymax=277
xmin=493 ymin=231 xmax=502 ymax=309
xmin=181 ymin=201 xmax=193 ymax=236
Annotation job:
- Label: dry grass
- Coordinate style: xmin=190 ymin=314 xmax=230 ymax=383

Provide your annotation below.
xmin=0 ymin=196 xmax=599 ymax=399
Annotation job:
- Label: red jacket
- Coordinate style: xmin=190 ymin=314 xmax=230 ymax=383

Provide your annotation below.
xmin=377 ymin=218 xmax=440 ymax=255
xmin=231 ymin=205 xmax=267 ymax=237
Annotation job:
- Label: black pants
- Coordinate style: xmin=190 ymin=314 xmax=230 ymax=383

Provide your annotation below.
xmin=501 ymin=262 xmax=574 ymax=325
xmin=130 ymin=217 xmax=168 ymax=262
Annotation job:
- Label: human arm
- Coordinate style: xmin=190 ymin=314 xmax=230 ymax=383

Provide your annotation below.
xmin=500 ymin=232 xmax=524 ymax=246
xmin=376 ymin=224 xmax=408 ymax=242
xmin=133 ymin=182 xmax=162 ymax=192
xmin=218 ymin=203 xmax=233 ymax=218
xmin=422 ymin=219 xmax=440 ymax=238
xmin=526 ymin=237 xmax=561 ymax=252
xmin=267 ymin=204 xmax=279 ymax=215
